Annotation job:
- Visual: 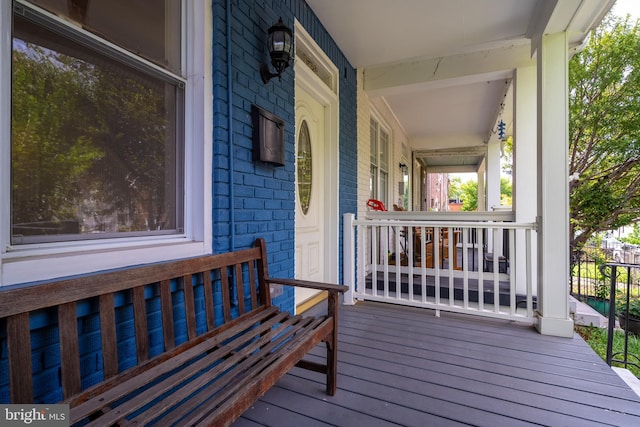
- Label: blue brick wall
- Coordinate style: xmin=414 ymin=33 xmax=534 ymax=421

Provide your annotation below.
xmin=212 ymin=0 xmax=358 ymax=311
xmin=1 ymin=0 xmax=358 ymax=404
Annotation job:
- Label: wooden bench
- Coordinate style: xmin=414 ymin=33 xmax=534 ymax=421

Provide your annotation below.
xmin=0 ymin=238 xmax=348 ymax=426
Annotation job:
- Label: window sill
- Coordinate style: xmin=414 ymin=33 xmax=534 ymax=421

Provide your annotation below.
xmin=1 ymin=238 xmax=210 ymax=287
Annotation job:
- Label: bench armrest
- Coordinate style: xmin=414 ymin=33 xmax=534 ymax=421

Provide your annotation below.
xmin=264 ymin=277 xmax=348 ymax=293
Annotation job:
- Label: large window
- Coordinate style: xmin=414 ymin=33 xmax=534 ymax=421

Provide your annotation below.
xmin=12 ymin=0 xmax=184 ymax=244
xmin=1 ymin=0 xmax=211 ymax=285
xmin=370 ymin=117 xmax=389 ymax=205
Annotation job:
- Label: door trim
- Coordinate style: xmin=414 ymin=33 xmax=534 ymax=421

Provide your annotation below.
xmin=294 ymin=21 xmax=339 ymax=286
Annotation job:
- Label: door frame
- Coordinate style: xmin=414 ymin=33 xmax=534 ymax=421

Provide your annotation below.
xmin=294 ymin=21 xmax=339 ymax=285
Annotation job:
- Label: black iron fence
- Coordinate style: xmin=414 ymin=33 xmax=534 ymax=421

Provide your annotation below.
xmin=570 ymin=247 xmax=610 ymax=315
xmin=604 ymin=263 xmax=640 ymax=372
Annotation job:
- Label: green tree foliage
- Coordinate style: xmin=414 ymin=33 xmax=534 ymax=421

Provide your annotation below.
xmin=12 ymin=46 xmax=103 ymax=225
xmin=460 ymin=180 xmax=478 ymax=211
xmin=12 ymin=38 xmax=172 ymax=237
xmin=500 ymin=176 xmax=512 ymax=206
xmin=458 ymin=177 xmax=512 ymax=211
xmin=569 ymin=15 xmax=640 ymax=248
xmin=502 ymin=136 xmax=513 ymax=176
xmin=448 ymin=175 xmax=463 ymax=201
xmin=621 ymin=223 xmax=640 ymax=245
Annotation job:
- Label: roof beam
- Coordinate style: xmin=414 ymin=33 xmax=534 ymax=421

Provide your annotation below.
xmin=422 ymin=165 xmax=479 ymax=174
xmin=528 ymin=0 xmax=616 ymax=56
xmin=363 ymin=43 xmax=533 ymax=97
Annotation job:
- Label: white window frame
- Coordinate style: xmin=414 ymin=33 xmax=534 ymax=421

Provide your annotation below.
xmin=0 ymin=0 xmax=212 ymax=286
xmin=369 ymin=111 xmax=391 ymax=206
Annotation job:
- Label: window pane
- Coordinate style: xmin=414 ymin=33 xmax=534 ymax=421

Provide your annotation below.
xmin=24 ymin=0 xmax=181 ymax=74
xmin=370 ymin=165 xmax=377 ymax=199
xmin=380 ymin=171 xmax=388 ymax=203
xmin=380 ymin=129 xmax=389 ymax=171
xmin=11 ymin=14 xmax=184 ymax=244
xmin=369 ymin=118 xmax=377 ymax=165
xmin=297 ymin=121 xmax=312 ymax=215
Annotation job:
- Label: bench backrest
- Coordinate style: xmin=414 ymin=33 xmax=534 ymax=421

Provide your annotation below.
xmin=0 ymin=239 xmax=273 ymax=404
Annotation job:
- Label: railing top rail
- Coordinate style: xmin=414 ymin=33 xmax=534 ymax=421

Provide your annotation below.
xmin=353 ymin=217 xmax=536 ymax=230
xmin=366 ymin=211 xmax=515 ymax=222
xmin=605 ymin=262 xmax=640 ymax=269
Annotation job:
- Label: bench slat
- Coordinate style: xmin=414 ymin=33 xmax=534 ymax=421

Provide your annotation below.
xmin=67 ymin=305 xmax=274 ymax=410
xmin=149 ymin=316 xmax=326 ymax=427
xmin=185 ymin=317 xmax=331 ymax=426
xmin=183 ymin=274 xmax=197 ymax=340
xmin=203 ymin=271 xmax=215 ymax=330
xmin=255 ymin=239 xmax=271 ymax=308
xmin=7 ymin=312 xmax=33 ymax=403
xmin=220 ymin=267 xmax=231 ymax=322
xmin=70 ymin=306 xmax=279 ymax=423
xmin=132 ymin=286 xmax=149 ymax=363
xmin=160 ymin=279 xmax=175 ymax=350
xmin=248 ymin=259 xmax=258 ymax=310
xmin=59 ymin=302 xmax=82 ymax=399
xmin=235 ymin=263 xmax=245 ymax=315
xmin=99 ymin=293 xmax=119 ymax=379
xmin=200 ymin=318 xmax=334 ymax=426
xmin=82 ymin=310 xmax=292 ymax=427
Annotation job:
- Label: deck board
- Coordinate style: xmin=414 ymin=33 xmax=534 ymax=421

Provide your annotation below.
xmin=235 ymin=301 xmax=640 ymax=426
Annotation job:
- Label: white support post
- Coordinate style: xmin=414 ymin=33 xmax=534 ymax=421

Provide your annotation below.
xmin=487 ymin=140 xmax=502 ymax=256
xmin=535 ymin=32 xmax=573 ymax=337
xmin=487 ymin=140 xmax=501 ymax=212
xmin=343 ymin=213 xmax=356 ymax=305
xmin=514 ymin=64 xmax=538 ymax=297
xmin=477 ymin=163 xmax=486 ymax=212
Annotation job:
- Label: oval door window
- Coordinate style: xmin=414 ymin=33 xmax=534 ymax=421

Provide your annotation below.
xmin=297 ymin=120 xmax=312 ymax=215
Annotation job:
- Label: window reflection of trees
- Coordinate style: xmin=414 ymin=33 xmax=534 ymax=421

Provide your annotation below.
xmin=11 ymin=20 xmax=182 ymax=243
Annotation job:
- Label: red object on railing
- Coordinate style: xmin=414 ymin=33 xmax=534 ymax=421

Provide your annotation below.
xmin=367 ymin=199 xmax=387 ymax=211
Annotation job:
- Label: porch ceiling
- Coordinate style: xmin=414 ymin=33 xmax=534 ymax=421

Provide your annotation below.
xmin=306 ymin=0 xmax=615 ymax=168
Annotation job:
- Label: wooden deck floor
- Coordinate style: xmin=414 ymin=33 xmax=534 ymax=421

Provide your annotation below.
xmin=233 ymin=301 xmax=640 ymax=426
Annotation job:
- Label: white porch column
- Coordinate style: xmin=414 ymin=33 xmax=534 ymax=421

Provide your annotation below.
xmin=486 ymin=140 xmax=501 ymax=211
xmin=477 ymin=159 xmax=486 ymax=212
xmin=486 ymin=141 xmax=501 ymax=254
xmin=514 ymin=64 xmax=538 ymax=297
xmin=535 ymin=32 xmax=573 ymax=337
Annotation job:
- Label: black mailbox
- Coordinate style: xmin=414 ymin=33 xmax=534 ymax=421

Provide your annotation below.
xmin=252 ymin=105 xmax=285 ymax=166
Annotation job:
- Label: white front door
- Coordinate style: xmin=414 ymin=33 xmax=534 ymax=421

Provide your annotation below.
xmin=295 ymin=86 xmax=325 ymax=307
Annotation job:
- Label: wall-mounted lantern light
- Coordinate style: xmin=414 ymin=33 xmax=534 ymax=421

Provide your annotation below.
xmin=260 ymin=17 xmax=293 ymax=84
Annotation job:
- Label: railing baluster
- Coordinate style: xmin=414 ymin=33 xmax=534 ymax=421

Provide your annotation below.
xmin=526 ymin=228 xmax=533 ymax=317
xmin=421 ymin=226 xmax=427 ymax=303
xmin=478 ymin=227 xmax=484 ymax=312
xmin=434 ymin=226 xmax=442 ymax=306
xmin=493 ymin=228 xmax=500 ymax=313
xmin=394 ymin=225 xmax=401 ymax=300
xmin=408 ymin=225 xmax=414 ymax=302
xmin=462 ymin=228 xmax=469 ymax=309
xmin=371 ymin=224 xmax=378 ymax=298
xmin=447 ymin=226 xmax=455 ymax=307
xmin=383 ymin=225 xmax=389 ymax=298
xmin=509 ymin=229 xmax=516 ymax=315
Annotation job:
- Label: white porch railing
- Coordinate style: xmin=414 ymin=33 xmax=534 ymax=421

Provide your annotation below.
xmin=343 ymin=212 xmax=537 ymax=323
